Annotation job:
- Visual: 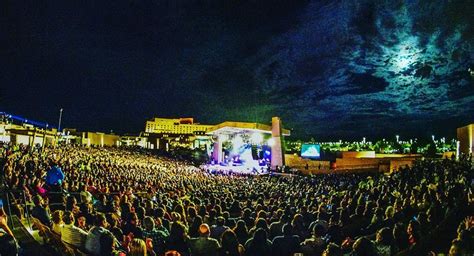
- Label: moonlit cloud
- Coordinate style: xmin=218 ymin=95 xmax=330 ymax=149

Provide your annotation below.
xmin=2 ymin=0 xmax=473 ymax=139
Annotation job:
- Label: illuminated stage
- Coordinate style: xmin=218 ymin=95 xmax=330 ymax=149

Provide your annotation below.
xmin=205 ymin=117 xmax=290 ymax=174
xmin=202 ymin=163 xmax=269 ymax=175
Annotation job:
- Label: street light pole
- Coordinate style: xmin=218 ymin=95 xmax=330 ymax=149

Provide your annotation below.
xmin=58 ymin=108 xmax=63 ymax=133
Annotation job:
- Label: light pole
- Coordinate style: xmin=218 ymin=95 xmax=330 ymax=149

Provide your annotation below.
xmin=58 ymin=108 xmax=63 ymax=133
xmin=42 ymin=124 xmax=48 ymax=150
xmin=396 ymin=135 xmax=399 ymax=143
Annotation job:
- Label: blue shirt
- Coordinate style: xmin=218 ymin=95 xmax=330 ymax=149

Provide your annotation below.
xmin=46 ymin=166 xmax=65 ymax=186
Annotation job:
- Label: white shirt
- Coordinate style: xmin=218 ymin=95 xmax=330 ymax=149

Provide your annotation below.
xmin=61 ymin=224 xmax=88 ymax=248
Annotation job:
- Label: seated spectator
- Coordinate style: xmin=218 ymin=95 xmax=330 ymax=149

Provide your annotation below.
xmin=244 ymin=228 xmax=272 ymax=256
xmin=128 ymin=238 xmax=148 ymax=256
xmin=268 ymin=211 xmax=285 ymax=240
xmin=325 ymin=216 xmax=343 ymax=245
xmin=292 ymin=214 xmax=310 ymax=240
xmin=233 ymin=220 xmax=249 ymax=245
xmin=189 ymin=215 xmax=203 ymax=238
xmin=65 ymin=196 xmax=80 ymax=215
xmin=219 ymin=229 xmax=244 ymax=256
xmin=189 ymin=224 xmax=220 ymax=256
xmin=123 ymin=212 xmax=144 ymax=239
xmin=51 ymin=210 xmax=64 ymax=235
xmin=0 ymin=229 xmax=18 ymax=256
xmin=166 ymin=221 xmax=190 ymax=256
xmin=407 ymin=219 xmax=421 ymax=246
xmin=393 ymin=223 xmax=409 ymax=253
xmin=0 ymin=210 xmax=18 ymax=256
xmin=374 ymin=227 xmax=393 ymax=256
xmin=322 ymin=243 xmax=342 ymax=256
xmin=100 ymin=232 xmax=126 ymax=256
xmin=61 ymin=211 xmax=88 ymax=249
xmin=271 ymin=223 xmax=301 ymax=256
xmin=107 ymin=214 xmax=124 ymax=242
xmin=31 ymin=195 xmax=52 ymax=226
xmin=449 ymin=238 xmax=470 ymax=256
xmin=155 ymin=217 xmax=170 ymax=236
xmin=77 ymin=213 xmax=90 ymax=231
xmin=300 ymin=224 xmax=326 ymax=255
xmin=142 ymin=216 xmax=168 ymax=255
xmin=248 ymin=218 xmax=269 ymax=237
xmin=154 ymin=208 xmax=170 ymax=233
xmin=211 ymin=216 xmax=229 ymax=240
xmin=85 ymin=213 xmax=116 ymax=255
xmin=351 ymin=237 xmax=378 ymax=256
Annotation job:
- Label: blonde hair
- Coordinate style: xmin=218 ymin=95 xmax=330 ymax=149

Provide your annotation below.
xmin=129 ymin=238 xmax=147 ymax=256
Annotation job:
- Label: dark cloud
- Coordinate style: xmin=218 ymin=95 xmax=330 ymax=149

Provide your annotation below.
xmin=1 ymin=0 xmax=473 ymax=140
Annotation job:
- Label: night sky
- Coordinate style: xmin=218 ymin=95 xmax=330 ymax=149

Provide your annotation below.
xmin=1 ymin=0 xmax=473 ymax=140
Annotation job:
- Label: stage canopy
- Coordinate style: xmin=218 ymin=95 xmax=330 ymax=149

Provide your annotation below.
xmin=207 ymin=121 xmax=291 ymax=136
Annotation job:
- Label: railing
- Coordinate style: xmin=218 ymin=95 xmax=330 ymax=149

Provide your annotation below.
xmin=1 ymin=186 xmax=33 ymax=231
xmin=0 ymin=182 xmax=152 ymax=232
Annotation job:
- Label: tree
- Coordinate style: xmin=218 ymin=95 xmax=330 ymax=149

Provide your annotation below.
xmin=410 ymin=142 xmax=419 ymax=154
xmin=426 ymin=142 xmax=437 ymax=158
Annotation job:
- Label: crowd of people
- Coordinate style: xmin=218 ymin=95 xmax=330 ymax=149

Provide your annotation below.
xmin=0 ymin=143 xmax=473 ymax=256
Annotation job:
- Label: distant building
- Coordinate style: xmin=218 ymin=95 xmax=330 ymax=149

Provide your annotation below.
xmin=0 ymin=122 xmax=57 ymax=147
xmin=145 ymin=117 xmax=213 ymax=135
xmin=144 ymin=118 xmax=214 ymax=150
xmin=457 ymin=124 xmax=473 ymax=155
xmin=63 ymin=128 xmax=120 ymax=147
xmin=82 ymin=132 xmax=120 ymax=147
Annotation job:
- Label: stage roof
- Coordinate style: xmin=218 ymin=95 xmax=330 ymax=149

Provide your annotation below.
xmin=207 ymin=121 xmax=290 ymax=136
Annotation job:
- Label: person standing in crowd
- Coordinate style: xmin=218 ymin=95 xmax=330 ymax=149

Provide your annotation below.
xmin=45 ymin=160 xmax=65 ymax=210
xmin=45 ymin=160 xmax=65 ymax=187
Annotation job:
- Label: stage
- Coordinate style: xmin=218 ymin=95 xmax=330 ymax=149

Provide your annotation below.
xmin=202 ymin=163 xmax=270 ymax=175
xmin=206 ymin=117 xmax=290 ymax=175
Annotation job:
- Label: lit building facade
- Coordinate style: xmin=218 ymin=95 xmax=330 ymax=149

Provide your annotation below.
xmin=457 ymin=124 xmax=473 ymax=155
xmin=145 ymin=117 xmax=213 ymax=135
xmin=144 ymin=117 xmax=214 ymax=150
